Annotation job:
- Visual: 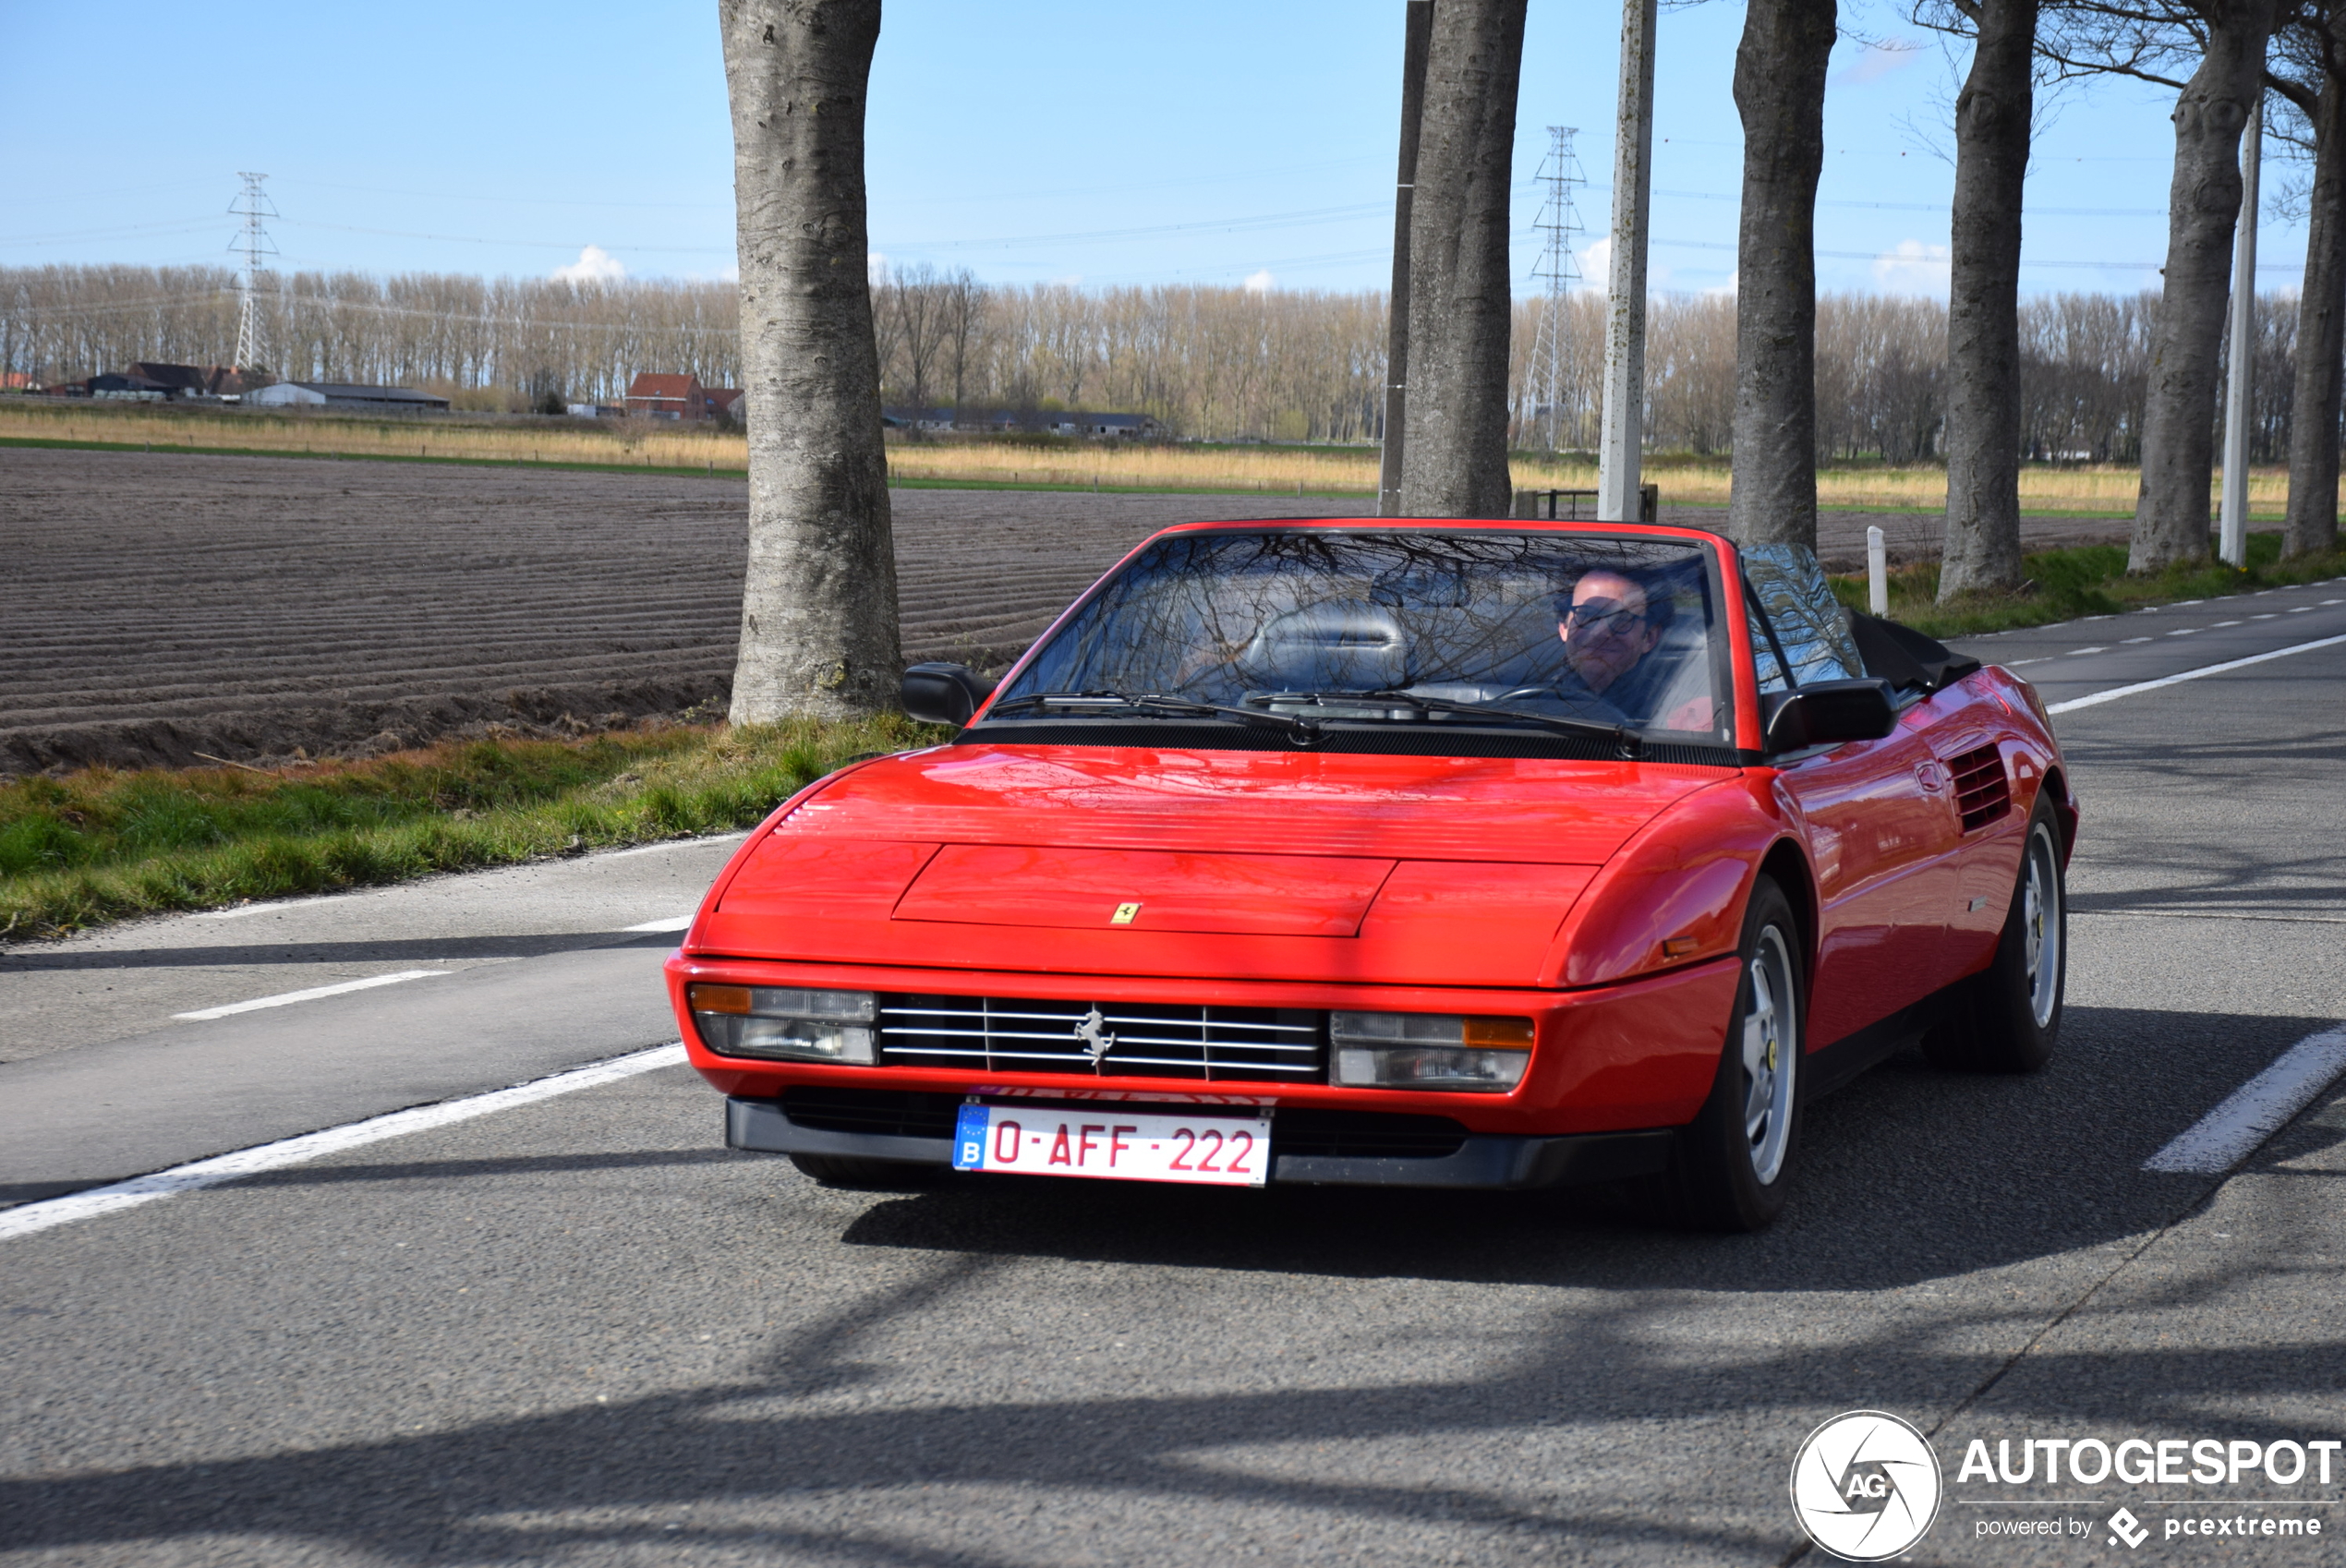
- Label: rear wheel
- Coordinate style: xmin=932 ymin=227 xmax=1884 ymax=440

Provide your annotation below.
xmin=1924 ymin=799 xmax=2065 ymax=1073
xmin=1662 ymin=876 xmax=1804 ymax=1232
xmin=788 ymin=1153 xmax=941 ymax=1190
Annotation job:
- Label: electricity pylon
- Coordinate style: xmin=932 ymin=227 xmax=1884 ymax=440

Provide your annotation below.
xmin=1524 ymin=127 xmax=1584 ymax=452
xmin=229 ymin=173 xmax=278 ymax=372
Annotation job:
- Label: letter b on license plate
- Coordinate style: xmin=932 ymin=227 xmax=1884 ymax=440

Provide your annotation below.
xmin=952 ymin=1104 xmax=1269 ymax=1187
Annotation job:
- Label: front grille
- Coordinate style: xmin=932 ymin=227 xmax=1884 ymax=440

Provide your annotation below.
xmin=1270 ymin=1109 xmax=1469 ymax=1159
xmin=877 ymin=994 xmax=1326 ymax=1083
xmin=1948 ymin=742 xmax=2012 ymax=833
xmin=782 ymin=1087 xmax=960 ymax=1140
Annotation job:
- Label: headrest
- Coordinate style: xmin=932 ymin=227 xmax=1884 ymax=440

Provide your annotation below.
xmin=1239 ymin=598 xmax=1409 ymax=693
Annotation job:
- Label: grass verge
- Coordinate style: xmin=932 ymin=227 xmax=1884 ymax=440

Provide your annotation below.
xmin=1827 ymin=532 xmax=2346 ymax=638
xmin=0 ymin=717 xmax=946 ymax=941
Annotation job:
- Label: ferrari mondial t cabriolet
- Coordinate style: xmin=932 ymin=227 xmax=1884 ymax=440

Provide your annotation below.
xmin=665 ymin=518 xmax=2074 ymax=1230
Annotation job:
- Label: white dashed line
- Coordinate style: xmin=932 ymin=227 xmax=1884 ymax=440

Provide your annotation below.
xmin=2065 ymin=647 xmax=2107 ymax=656
xmin=2006 ymin=658 xmax=2046 ymax=667
xmin=2047 ymin=632 xmax=2346 ymax=715
xmin=594 ymin=833 xmax=750 ymax=861
xmin=2169 ymin=627 xmax=2202 ymax=634
xmin=2251 ymin=614 xmax=2278 ymax=620
xmin=2291 ymin=605 xmax=2316 ymax=611
xmin=2325 ymin=598 xmax=2345 ymax=606
xmin=2213 ymin=621 xmax=2242 ymax=627
xmin=2144 ymin=1027 xmax=2346 ymax=1175
xmin=0 ymin=1043 xmax=690 ymax=1242
xmin=173 ymin=971 xmax=449 ymax=1020
xmin=2122 ymin=636 xmax=2153 ymax=644
xmin=623 ymin=915 xmax=694 ymax=933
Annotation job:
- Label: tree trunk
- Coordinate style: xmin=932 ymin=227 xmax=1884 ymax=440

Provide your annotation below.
xmin=2130 ymin=0 xmax=2278 ymax=573
xmin=720 ymin=0 xmax=901 ymax=722
xmin=1398 ymin=0 xmax=1528 ymax=519
xmin=1940 ymin=0 xmax=2038 ymax=600
xmin=2286 ymin=67 xmax=2346 ymax=558
xmin=1727 ymin=0 xmax=1837 ymax=549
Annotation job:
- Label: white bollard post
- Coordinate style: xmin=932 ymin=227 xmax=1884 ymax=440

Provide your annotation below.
xmin=1867 ymin=525 xmax=1889 ymax=617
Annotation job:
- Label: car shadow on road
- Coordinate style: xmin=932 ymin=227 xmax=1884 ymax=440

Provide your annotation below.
xmin=828 ymin=1005 xmax=2339 ymax=1294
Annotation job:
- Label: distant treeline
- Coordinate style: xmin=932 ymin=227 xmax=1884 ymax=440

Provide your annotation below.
xmin=0 ymin=262 xmax=2306 ymax=462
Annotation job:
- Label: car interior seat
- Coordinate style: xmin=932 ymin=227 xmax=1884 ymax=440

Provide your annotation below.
xmin=1237 ymin=598 xmax=1411 ymax=693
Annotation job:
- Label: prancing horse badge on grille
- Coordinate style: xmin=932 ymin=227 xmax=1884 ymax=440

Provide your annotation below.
xmin=1110 ymin=902 xmax=1142 ymax=924
xmin=1073 ymin=1006 xmax=1117 ymax=1063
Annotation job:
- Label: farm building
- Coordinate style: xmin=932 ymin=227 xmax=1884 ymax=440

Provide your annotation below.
xmin=883 ymin=407 xmax=1161 ymax=439
xmin=248 ymin=381 xmax=452 ymax=413
xmin=702 ymin=386 xmax=744 ymax=420
xmin=624 ymin=373 xmax=705 ymax=419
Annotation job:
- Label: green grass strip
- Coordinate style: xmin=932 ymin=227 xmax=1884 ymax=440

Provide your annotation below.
xmin=0 ymin=717 xmax=946 ymax=940
xmin=1828 ymin=533 xmax=2346 ymax=638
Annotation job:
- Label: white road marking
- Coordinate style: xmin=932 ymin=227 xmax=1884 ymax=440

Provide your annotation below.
xmin=2326 ymin=598 xmax=2345 ymax=605
xmin=595 ymin=833 xmax=750 ymax=861
xmin=0 ymin=1043 xmax=689 ymax=1242
xmin=2122 ymin=636 xmax=2153 ymax=644
xmin=2251 ymin=614 xmax=2277 ymax=620
xmin=2065 ymin=646 xmax=2107 ymax=656
xmin=2291 ymin=605 xmax=2316 ymax=611
xmin=623 ymin=915 xmax=694 ymax=933
xmin=2143 ymin=1027 xmax=2346 ymax=1175
xmin=2169 ymin=627 xmax=2202 ymax=635
xmin=2213 ymin=620 xmax=2242 ymax=627
xmin=173 ymin=970 xmax=449 ymax=1020
xmin=199 ymin=896 xmax=344 ymax=921
xmin=2046 ymin=633 xmax=2346 ymax=715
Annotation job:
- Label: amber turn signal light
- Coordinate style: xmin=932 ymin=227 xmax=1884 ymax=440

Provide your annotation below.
xmin=686 ymin=983 xmax=752 ymax=1015
xmin=1461 ymin=1016 xmax=1535 ymax=1048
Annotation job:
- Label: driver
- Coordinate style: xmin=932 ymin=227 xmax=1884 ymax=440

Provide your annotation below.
xmin=1554 ymin=568 xmax=1665 ymax=709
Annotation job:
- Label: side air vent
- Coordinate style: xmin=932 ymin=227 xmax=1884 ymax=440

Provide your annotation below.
xmin=1947 ymin=742 xmax=2011 ymax=833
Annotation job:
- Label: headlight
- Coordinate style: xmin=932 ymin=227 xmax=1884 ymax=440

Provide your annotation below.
xmin=688 ymin=984 xmax=877 ymax=1064
xmin=1329 ymin=1012 xmax=1532 ymax=1092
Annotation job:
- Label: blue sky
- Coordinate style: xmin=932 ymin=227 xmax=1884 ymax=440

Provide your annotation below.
xmin=0 ymin=0 xmax=2304 ymax=298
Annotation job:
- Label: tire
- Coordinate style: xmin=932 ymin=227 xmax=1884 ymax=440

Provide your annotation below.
xmin=1661 ymin=875 xmax=1805 ymax=1232
xmin=787 ymin=1153 xmax=941 ymax=1190
xmin=1924 ymin=798 xmax=2066 ymax=1073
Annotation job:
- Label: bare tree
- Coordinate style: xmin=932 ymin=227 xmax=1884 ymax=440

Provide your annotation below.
xmin=720 ymin=0 xmax=901 ymax=722
xmin=1398 ymin=0 xmax=1529 ymax=518
xmin=1726 ymin=0 xmax=1839 ymax=549
xmin=893 ymin=261 xmax=949 ymax=410
xmin=941 ymin=268 xmax=986 ymax=412
xmin=2269 ymin=2 xmax=2346 ymax=556
xmin=2045 ymin=0 xmax=2279 ymax=572
xmin=1921 ymin=0 xmax=2041 ymax=597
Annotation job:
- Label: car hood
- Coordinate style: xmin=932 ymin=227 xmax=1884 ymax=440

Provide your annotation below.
xmin=689 ymin=742 xmax=1729 ymax=986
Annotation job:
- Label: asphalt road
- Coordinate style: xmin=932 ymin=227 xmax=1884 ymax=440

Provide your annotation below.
xmin=2 ymin=575 xmax=2342 ymax=1566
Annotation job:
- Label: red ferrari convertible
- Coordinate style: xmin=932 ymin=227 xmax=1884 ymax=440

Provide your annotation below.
xmin=665 ymin=518 xmax=2074 ymax=1229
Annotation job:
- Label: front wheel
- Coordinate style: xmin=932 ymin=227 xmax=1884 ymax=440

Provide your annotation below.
xmin=1661 ymin=875 xmax=1804 ymax=1232
xmin=1925 ymin=799 xmax=2066 ymax=1073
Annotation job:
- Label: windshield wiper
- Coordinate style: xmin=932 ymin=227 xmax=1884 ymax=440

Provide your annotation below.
xmin=1257 ymin=690 xmax=1643 ymax=757
xmin=984 ymin=690 xmax=1318 ymax=737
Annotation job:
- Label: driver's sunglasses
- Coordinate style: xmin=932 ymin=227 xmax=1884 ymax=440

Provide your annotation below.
xmin=1556 ymin=600 xmax=1646 ymax=635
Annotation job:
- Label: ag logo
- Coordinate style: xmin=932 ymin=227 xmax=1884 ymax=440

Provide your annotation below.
xmin=1790 ymin=1410 xmax=1942 ymax=1561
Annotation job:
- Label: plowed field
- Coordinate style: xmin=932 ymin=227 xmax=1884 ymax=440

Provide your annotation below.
xmin=1 ymin=447 xmax=2126 ymax=774
xmin=0 ymin=449 xmax=1317 ymax=773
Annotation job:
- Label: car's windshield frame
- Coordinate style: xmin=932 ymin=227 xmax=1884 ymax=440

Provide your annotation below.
xmin=966 ymin=522 xmax=1741 ymax=763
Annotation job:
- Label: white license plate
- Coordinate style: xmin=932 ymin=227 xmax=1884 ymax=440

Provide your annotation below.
xmin=952 ymin=1103 xmax=1270 ymax=1187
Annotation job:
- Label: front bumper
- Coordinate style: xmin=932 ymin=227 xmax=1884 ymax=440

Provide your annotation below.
xmin=725 ymin=1094 xmax=1675 ymax=1190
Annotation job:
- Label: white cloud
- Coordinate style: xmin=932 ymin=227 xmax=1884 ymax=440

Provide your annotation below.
xmin=1243 ymin=268 xmax=1276 ymax=294
xmin=1705 ymin=270 xmax=1738 ymax=299
xmin=867 ymin=252 xmax=889 ymax=285
xmin=552 ymin=245 xmax=626 ymax=283
xmin=1871 ymin=239 xmax=1951 ymax=295
xmin=1577 ymin=236 xmax=1612 ymax=291
xmin=1839 ymin=39 xmax=1921 ymax=87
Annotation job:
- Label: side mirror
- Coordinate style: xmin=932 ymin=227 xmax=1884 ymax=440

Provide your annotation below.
xmin=1762 ymin=678 xmax=1898 ymax=753
xmin=901 ymin=662 xmax=994 ymax=727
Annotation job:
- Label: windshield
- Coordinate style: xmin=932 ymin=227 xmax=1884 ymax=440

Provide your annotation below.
xmin=989 ymin=529 xmax=1729 ymax=744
